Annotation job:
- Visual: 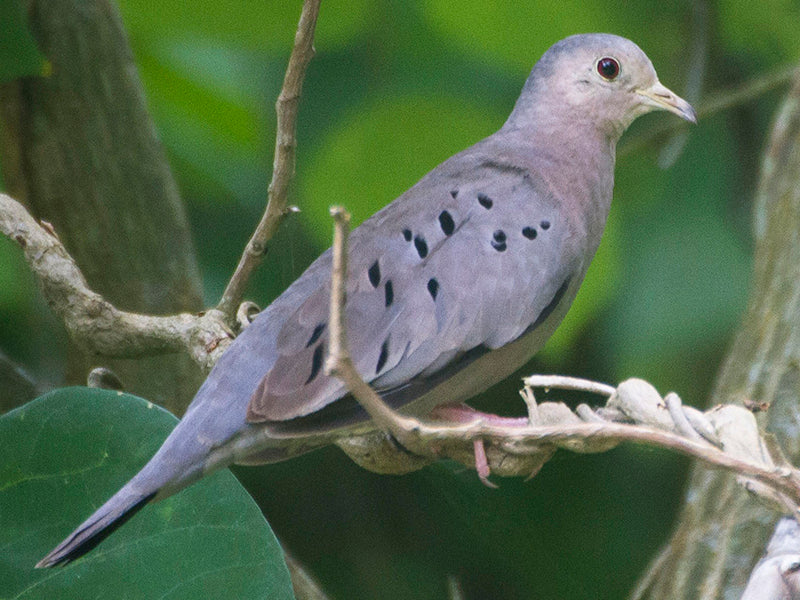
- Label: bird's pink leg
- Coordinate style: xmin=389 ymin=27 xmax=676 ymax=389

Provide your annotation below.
xmin=430 ymin=403 xmax=529 ymax=487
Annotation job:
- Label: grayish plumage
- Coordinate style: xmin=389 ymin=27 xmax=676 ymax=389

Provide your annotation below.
xmin=38 ymin=33 xmax=696 ymax=568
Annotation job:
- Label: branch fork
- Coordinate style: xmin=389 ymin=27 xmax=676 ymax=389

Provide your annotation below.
xmin=0 ymin=0 xmax=323 ymax=377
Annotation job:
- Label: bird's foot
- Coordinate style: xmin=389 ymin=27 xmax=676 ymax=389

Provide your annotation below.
xmin=431 ymin=403 xmax=528 ymax=487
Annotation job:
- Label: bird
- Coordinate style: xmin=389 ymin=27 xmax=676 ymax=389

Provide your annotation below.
xmin=38 ymin=33 xmax=696 ymax=568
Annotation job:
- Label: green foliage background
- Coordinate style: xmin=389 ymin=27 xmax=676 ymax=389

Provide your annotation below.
xmin=0 ymin=1 xmax=794 ymax=598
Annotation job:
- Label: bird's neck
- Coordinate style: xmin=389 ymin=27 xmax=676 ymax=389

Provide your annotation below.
xmin=499 ymin=107 xmax=618 ymax=254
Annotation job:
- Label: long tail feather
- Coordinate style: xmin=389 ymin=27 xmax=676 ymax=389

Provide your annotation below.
xmin=36 ymin=488 xmax=157 ymax=568
xmin=36 ymin=432 xmax=206 ymax=568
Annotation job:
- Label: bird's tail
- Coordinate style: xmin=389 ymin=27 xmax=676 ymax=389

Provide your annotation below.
xmin=36 ymin=488 xmax=156 ymax=568
xmin=36 ymin=440 xmax=205 ymax=568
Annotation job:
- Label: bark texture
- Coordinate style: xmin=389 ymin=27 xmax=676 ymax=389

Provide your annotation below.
xmin=637 ymin=68 xmax=800 ymax=600
xmin=0 ymin=0 xmax=204 ymax=413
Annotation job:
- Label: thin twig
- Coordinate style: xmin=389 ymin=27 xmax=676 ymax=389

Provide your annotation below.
xmin=523 ymin=374 xmax=616 ymax=397
xmin=217 ymin=0 xmax=321 ymax=320
xmin=325 ymin=206 xmax=350 ymax=376
xmin=324 ymin=206 xmax=800 ymax=507
xmin=0 ymin=193 xmax=232 ymax=370
xmin=325 ymin=207 xmax=423 ymax=448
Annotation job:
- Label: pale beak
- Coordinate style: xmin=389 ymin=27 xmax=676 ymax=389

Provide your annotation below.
xmin=636 ymin=81 xmax=697 ymax=123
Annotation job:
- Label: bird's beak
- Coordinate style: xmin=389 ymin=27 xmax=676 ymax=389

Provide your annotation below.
xmin=636 ymin=81 xmax=697 ymax=123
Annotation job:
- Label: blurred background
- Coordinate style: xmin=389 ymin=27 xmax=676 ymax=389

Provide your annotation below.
xmin=1 ymin=0 xmax=797 ymax=598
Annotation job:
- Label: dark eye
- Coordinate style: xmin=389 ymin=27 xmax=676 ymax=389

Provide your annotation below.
xmin=597 ymin=57 xmax=620 ymax=80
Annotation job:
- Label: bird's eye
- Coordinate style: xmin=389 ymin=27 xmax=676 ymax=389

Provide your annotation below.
xmin=596 ymin=57 xmax=620 ymax=80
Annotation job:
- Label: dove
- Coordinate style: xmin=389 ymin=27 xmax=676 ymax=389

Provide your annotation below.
xmin=38 ymin=33 xmax=696 ymax=568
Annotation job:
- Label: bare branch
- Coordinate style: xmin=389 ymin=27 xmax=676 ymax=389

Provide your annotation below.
xmin=523 ymin=374 xmax=616 ymax=396
xmin=0 ymin=193 xmax=232 ymax=371
xmin=325 ymin=206 xmax=428 ymax=451
xmin=217 ymin=0 xmax=321 ymax=320
xmin=0 ymin=1 xmax=322 ymax=378
xmin=324 ymin=206 xmax=350 ymax=375
xmin=324 ymin=207 xmax=800 ymax=511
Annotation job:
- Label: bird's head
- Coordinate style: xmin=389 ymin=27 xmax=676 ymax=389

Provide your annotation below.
xmin=510 ymin=33 xmax=697 ymax=141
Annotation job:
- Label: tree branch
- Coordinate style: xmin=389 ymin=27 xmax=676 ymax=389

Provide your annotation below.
xmin=0 ymin=0 xmax=206 ymax=412
xmin=0 ymin=1 xmax=323 ymax=385
xmin=0 ymin=193 xmax=232 ymax=371
xmin=217 ymin=0 xmax=321 ymax=320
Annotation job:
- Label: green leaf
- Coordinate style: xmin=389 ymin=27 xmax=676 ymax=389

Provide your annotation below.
xmin=0 ymin=0 xmax=48 ymax=82
xmin=0 ymin=388 xmax=294 ymax=600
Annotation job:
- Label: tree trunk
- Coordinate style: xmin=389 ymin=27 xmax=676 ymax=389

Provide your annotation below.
xmin=636 ymin=68 xmax=800 ymax=599
xmin=0 ymin=0 xmax=204 ymax=414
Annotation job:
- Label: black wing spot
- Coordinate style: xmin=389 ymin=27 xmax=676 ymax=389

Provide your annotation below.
xmin=491 ymin=240 xmax=507 ymax=252
xmin=479 ymin=159 xmax=527 ymax=176
xmin=438 ymin=210 xmax=455 ymax=236
xmin=306 ymin=344 xmax=324 ymax=384
xmin=540 ymin=220 xmax=551 ymax=230
xmin=376 ymin=339 xmax=389 ymax=374
xmin=414 ymin=235 xmax=428 ymax=258
xmin=491 ymin=230 xmax=507 ymax=252
xmin=477 ymin=193 xmax=493 ymax=209
xmin=306 ymin=323 xmax=326 ymax=347
xmin=522 ymin=226 xmax=537 ymax=240
xmin=368 ymin=260 xmax=381 ymax=288
xmin=450 ymin=189 xmax=458 ymax=199
xmin=427 ymin=278 xmax=439 ymax=300
xmin=385 ymin=280 xmax=394 ymax=307
xmin=402 ymin=228 xmax=412 ymax=241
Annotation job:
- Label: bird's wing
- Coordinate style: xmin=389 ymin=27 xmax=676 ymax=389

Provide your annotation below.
xmin=247 ymin=148 xmax=580 ymax=422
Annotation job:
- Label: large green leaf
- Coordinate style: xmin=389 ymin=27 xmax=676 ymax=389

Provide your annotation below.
xmin=0 ymin=388 xmax=294 ymax=600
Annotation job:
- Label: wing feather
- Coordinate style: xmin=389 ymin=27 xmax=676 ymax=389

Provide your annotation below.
xmin=247 ymin=150 xmax=579 ymax=422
